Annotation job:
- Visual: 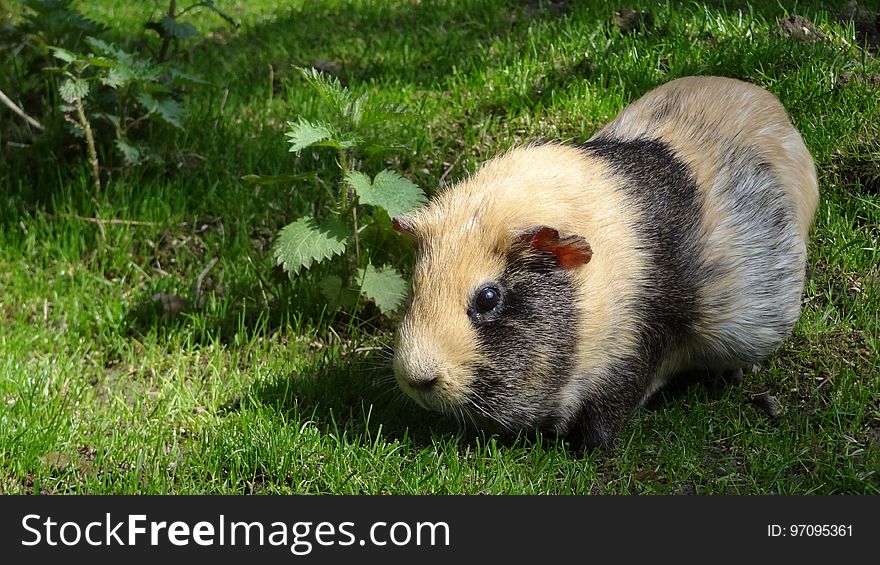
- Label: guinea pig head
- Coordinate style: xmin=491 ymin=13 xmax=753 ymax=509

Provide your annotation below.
xmin=391 ymin=207 xmax=592 ymax=432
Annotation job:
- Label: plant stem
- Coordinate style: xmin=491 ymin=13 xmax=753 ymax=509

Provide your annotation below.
xmin=75 ymin=97 xmax=101 ymax=197
xmin=121 ymin=112 xmax=151 ymax=136
xmin=157 ymin=0 xmax=177 ymax=63
xmin=193 ymin=256 xmax=219 ymax=308
xmin=0 ymin=87 xmax=44 ymax=131
xmin=351 ymin=203 xmax=361 ymax=266
xmin=268 ymin=64 xmax=274 ymax=103
xmin=50 ymin=213 xmax=182 ymax=226
xmin=337 ymin=148 xmax=350 ymax=212
xmin=177 ymin=1 xmax=208 ymax=17
xmin=335 ymin=147 xmax=361 ymax=278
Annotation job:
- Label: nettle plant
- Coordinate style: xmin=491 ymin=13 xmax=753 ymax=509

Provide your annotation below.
xmin=5 ymin=1 xmax=227 ymax=193
xmin=270 ymin=68 xmax=426 ymax=316
xmin=50 ymin=37 xmax=197 ymax=193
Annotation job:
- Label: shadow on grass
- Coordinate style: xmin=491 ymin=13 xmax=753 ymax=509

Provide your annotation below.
xmin=122 ymin=269 xmax=402 ymax=350
xmin=183 ymin=0 xmax=818 ymax=99
xmin=240 ymin=358 xmax=753 ymax=458
xmin=642 ymin=369 xmax=739 ymax=413
xmin=241 ymin=353 xmax=475 ymax=450
xmin=231 ymin=348 xmax=571 ymax=456
xmin=182 ymin=1 xmax=578 ymax=96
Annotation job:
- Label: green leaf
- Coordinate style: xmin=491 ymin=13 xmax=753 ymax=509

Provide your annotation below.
xmin=358 ymin=264 xmax=408 ymax=315
xmin=135 ymin=93 xmax=183 ymax=129
xmin=315 ymin=138 xmax=356 ymax=149
xmin=361 ymin=142 xmax=408 ymax=157
xmin=346 ymin=169 xmax=427 ymax=219
xmin=358 ymin=103 xmax=409 ymax=130
xmin=136 ymin=91 xmax=157 ymax=112
xmin=168 ymin=68 xmax=207 ymax=85
xmin=160 ymin=16 xmax=199 ymax=41
xmin=27 ymin=5 xmax=104 ymax=35
xmin=50 ymin=47 xmax=78 ymax=63
xmin=86 ymin=56 xmax=114 ymax=68
xmin=344 ymin=170 xmax=372 ymax=199
xmin=273 ymin=216 xmax=349 ymax=275
xmin=285 ymin=119 xmax=334 ymax=154
xmin=59 ymin=77 xmax=89 ymax=103
xmin=318 ymin=274 xmax=359 ymax=311
xmin=114 ymin=138 xmax=161 ymax=166
xmin=129 ymin=60 xmax=160 ymax=83
xmin=84 ymin=37 xmax=133 ymax=65
xmin=155 ymin=97 xmax=184 ymax=129
xmin=115 ymin=138 xmax=142 ymax=165
xmin=102 ymin=65 xmax=133 ymax=88
xmin=297 ymin=66 xmax=350 ymax=120
xmin=344 ymin=93 xmax=366 ymax=126
xmin=84 ymin=36 xmax=116 ymax=56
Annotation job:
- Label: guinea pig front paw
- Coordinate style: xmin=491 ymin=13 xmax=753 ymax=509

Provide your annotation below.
xmin=564 ymin=412 xmax=621 ymax=454
xmin=704 ymin=366 xmax=748 ymax=396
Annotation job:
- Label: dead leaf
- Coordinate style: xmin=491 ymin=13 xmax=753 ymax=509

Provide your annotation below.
xmin=41 ymin=451 xmax=72 ymax=471
xmin=750 ymin=392 xmax=782 ymax=419
xmin=839 ymin=1 xmax=879 ymax=52
xmin=778 ymin=15 xmax=827 ymax=42
xmin=152 ymin=293 xmax=187 ymax=319
xmin=614 ymin=8 xmax=653 ymax=34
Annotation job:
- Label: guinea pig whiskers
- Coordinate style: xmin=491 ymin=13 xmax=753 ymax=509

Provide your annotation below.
xmin=357 ymin=350 xmax=394 ymax=367
xmin=465 ymin=391 xmax=513 ymax=433
xmin=450 ymin=405 xmax=465 ymax=427
xmin=460 ymin=403 xmax=481 ymax=430
xmin=369 ymin=374 xmax=404 ymax=405
xmin=371 ymin=374 xmax=397 ymax=390
xmin=375 ymin=382 xmax=405 ymax=405
xmin=383 ymin=390 xmax=408 ymax=413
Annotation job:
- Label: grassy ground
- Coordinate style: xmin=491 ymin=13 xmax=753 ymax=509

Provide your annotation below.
xmin=1 ymin=0 xmax=878 ymax=494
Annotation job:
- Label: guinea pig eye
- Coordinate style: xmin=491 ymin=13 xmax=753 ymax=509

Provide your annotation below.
xmin=473 ymin=285 xmax=502 ymax=315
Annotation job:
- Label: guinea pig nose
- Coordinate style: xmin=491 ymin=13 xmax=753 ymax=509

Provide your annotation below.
xmin=406 ymin=370 xmax=438 ymax=391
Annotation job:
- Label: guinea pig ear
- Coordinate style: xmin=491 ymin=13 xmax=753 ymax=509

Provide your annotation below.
xmin=514 ymin=225 xmax=593 ymax=269
xmin=392 ymin=215 xmax=418 ymax=238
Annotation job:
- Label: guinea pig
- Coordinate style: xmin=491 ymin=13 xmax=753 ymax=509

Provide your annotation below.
xmin=391 ymin=76 xmax=818 ymax=450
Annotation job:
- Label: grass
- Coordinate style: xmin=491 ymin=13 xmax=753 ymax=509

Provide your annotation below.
xmin=1 ymin=0 xmax=878 ymax=494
